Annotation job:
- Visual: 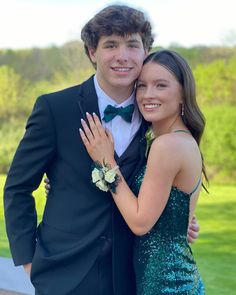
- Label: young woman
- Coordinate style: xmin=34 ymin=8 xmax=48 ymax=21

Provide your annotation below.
xmin=80 ymin=50 xmax=207 ymax=294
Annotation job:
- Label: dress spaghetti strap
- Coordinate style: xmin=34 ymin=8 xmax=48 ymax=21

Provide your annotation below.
xmin=173 ymin=129 xmax=201 ymax=196
xmin=173 ymin=129 xmax=191 ymax=134
xmin=189 ymin=176 xmax=202 ymax=196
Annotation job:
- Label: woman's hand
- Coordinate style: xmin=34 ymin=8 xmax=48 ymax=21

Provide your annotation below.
xmin=79 ymin=112 xmax=116 ymax=166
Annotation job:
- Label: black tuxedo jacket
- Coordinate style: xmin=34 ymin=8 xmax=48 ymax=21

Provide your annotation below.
xmin=4 ymin=76 xmax=147 ymax=295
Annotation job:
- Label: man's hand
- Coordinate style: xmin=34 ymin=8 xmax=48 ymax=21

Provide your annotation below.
xmin=23 ymin=263 xmax=32 ymax=276
xmin=187 ymin=216 xmax=200 ymax=243
xmin=44 ymin=178 xmax=50 ymax=196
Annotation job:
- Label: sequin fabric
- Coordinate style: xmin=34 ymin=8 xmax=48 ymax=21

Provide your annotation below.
xmin=132 ymin=166 xmax=205 ymax=295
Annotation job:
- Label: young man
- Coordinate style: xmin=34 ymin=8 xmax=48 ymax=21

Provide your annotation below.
xmin=4 ymin=5 xmax=198 ymax=295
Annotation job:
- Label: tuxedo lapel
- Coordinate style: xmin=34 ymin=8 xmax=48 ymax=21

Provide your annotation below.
xmin=77 ymin=77 xmax=121 ymax=159
xmin=139 ymin=120 xmax=149 ymax=163
xmin=77 ymin=75 xmax=101 ymax=121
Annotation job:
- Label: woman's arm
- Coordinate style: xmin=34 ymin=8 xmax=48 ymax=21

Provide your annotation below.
xmin=110 ymin=138 xmax=180 ymax=235
xmin=80 ymin=113 xmax=180 ymax=235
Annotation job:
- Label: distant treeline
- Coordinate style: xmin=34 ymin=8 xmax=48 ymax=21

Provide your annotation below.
xmin=0 ymin=41 xmax=236 ymax=184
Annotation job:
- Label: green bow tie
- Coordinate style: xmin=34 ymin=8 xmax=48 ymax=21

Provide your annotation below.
xmin=103 ymin=104 xmax=135 ymax=123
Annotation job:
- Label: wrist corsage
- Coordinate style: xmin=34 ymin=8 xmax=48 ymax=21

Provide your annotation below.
xmin=91 ymin=161 xmax=121 ymax=193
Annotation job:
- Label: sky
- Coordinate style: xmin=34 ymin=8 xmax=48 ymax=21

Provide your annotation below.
xmin=0 ymin=0 xmax=236 ymax=49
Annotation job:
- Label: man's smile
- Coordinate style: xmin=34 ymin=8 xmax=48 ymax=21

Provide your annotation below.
xmin=111 ymin=67 xmax=133 ymax=72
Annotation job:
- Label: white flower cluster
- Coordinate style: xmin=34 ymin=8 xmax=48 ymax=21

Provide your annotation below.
xmin=92 ymin=165 xmax=118 ymax=192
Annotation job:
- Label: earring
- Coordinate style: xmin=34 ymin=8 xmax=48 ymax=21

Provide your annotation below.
xmin=181 ymin=104 xmax=184 ymax=116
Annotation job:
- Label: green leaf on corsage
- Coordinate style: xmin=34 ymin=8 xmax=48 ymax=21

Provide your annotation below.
xmin=145 ymin=127 xmax=155 ymax=157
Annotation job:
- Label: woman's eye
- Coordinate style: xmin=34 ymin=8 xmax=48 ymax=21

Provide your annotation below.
xmin=157 ymin=84 xmax=167 ymax=88
xmin=137 ymin=83 xmax=146 ymax=89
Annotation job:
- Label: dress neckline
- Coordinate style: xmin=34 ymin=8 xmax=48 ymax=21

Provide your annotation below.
xmin=173 ymin=129 xmax=191 ymax=134
xmin=172 ymin=175 xmax=201 ymax=197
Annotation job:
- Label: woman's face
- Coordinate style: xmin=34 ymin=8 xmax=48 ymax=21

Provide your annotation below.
xmin=136 ymin=61 xmax=183 ymax=124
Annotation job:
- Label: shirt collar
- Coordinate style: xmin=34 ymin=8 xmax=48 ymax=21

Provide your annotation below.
xmin=94 ymin=75 xmax=136 ymax=116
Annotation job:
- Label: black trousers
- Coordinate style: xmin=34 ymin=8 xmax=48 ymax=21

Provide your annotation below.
xmin=74 ymin=249 xmax=113 ymax=295
xmin=35 ymin=239 xmax=114 ymax=295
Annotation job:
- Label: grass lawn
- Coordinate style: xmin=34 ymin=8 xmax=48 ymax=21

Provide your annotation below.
xmin=193 ymin=185 xmax=236 ymax=294
xmin=1 ymin=175 xmax=236 ymax=294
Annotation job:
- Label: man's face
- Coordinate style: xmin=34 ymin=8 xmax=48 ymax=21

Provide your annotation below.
xmin=89 ymin=34 xmax=147 ymax=98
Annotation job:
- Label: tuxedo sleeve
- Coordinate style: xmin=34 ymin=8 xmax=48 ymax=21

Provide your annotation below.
xmin=3 ymin=95 xmax=56 ymax=266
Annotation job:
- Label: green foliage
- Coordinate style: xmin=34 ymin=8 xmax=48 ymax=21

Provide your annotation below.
xmin=0 ymin=65 xmax=24 ymax=120
xmin=0 ymin=42 xmax=93 ymax=83
xmin=168 ymin=45 xmax=236 ymax=68
xmin=194 ymin=58 xmax=236 ymax=105
xmin=0 ymin=120 xmax=25 ymax=173
xmin=0 ymin=44 xmax=236 ymax=182
xmin=201 ymin=105 xmax=236 ymax=183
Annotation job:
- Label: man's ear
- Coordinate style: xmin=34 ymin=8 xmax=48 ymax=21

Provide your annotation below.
xmin=88 ymin=48 xmax=97 ymax=64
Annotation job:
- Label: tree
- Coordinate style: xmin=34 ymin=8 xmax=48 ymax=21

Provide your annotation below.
xmin=201 ymin=105 xmax=236 ymax=183
xmin=194 ymin=58 xmax=236 ymax=106
xmin=0 ymin=65 xmax=22 ymax=120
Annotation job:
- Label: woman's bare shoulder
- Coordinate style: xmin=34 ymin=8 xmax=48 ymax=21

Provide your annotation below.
xmin=150 ymin=132 xmax=191 ymax=152
xmin=148 ymin=132 xmax=198 ymax=164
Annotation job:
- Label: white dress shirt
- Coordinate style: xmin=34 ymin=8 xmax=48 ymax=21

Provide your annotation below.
xmin=94 ymin=75 xmax=142 ymax=157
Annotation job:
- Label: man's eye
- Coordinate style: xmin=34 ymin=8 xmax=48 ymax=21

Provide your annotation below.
xmin=129 ymin=44 xmax=139 ymax=48
xmin=105 ymin=45 xmax=114 ymax=48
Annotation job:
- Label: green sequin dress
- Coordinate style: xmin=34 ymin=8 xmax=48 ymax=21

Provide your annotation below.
xmin=132 ymin=166 xmax=205 ymax=295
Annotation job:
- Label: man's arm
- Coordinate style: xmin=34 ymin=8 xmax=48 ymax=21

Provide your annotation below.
xmin=4 ymin=95 xmax=56 ymax=266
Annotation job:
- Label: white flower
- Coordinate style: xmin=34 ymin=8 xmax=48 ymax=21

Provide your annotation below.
xmin=102 ymin=166 xmax=109 ymax=174
xmin=95 ymin=180 xmax=108 ymax=192
xmin=91 ymin=164 xmax=118 ymax=192
xmin=92 ymin=168 xmax=101 ymax=183
xmin=104 ymin=170 xmax=116 ymax=183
